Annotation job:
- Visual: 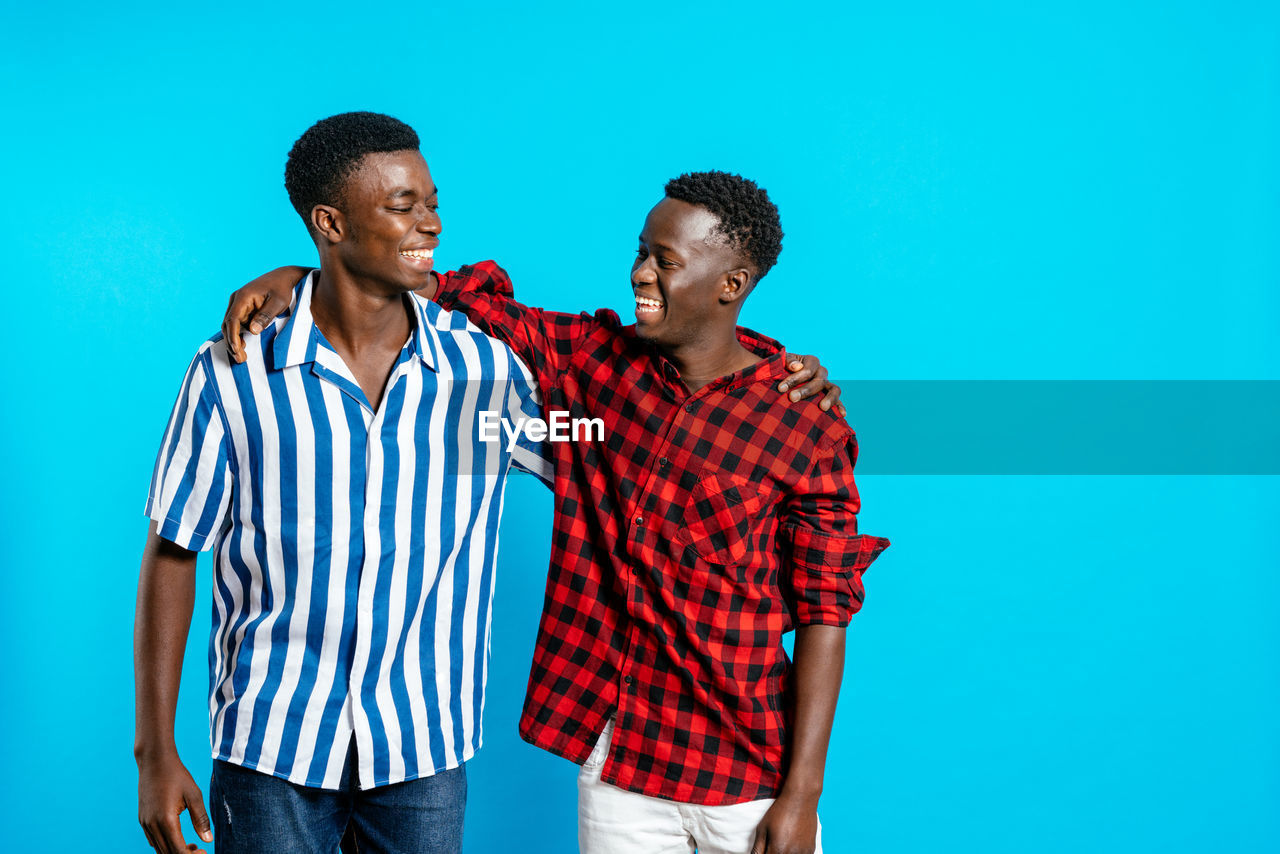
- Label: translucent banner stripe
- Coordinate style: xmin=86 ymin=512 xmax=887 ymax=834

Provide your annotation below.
xmin=834 ymin=381 xmax=1280 ymax=474
xmin=429 ymin=381 xmax=1280 ymax=476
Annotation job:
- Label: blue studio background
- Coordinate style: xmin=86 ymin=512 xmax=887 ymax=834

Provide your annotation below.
xmin=2 ymin=2 xmax=1277 ymax=852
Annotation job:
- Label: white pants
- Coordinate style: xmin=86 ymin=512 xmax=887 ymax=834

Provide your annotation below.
xmin=577 ymin=720 xmax=823 ymax=854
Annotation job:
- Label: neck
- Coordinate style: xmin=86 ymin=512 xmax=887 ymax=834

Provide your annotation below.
xmin=663 ymin=325 xmax=760 ymax=392
xmin=311 ymin=265 xmax=412 ymax=352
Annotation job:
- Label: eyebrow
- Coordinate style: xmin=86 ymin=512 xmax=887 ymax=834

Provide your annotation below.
xmin=388 ymin=185 xmax=440 ymax=200
xmin=638 ymin=237 xmax=680 ymax=254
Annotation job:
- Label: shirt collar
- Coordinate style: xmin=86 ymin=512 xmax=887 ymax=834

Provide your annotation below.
xmin=650 ymin=325 xmax=789 ymax=391
xmin=721 ymin=326 xmax=790 ymax=391
xmin=270 ymin=271 xmax=438 ymax=372
xmin=405 ymin=292 xmax=440 ymax=372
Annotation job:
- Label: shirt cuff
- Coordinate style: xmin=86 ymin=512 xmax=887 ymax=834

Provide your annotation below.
xmin=786 ymin=528 xmax=890 ymax=626
xmin=147 ymin=509 xmax=216 ymax=553
xmin=433 ymin=270 xmax=464 ymax=309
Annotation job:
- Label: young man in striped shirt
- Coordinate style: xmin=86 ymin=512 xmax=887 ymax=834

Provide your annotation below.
xmin=135 ymin=113 xmax=550 ymax=854
xmin=225 ymin=171 xmax=885 ymax=854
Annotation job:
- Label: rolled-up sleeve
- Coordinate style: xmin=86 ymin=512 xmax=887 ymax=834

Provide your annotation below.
xmin=144 ymin=349 xmax=234 ymax=551
xmin=783 ymin=433 xmax=890 ymax=626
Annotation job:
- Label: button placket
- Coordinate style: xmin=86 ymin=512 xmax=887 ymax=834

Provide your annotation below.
xmin=630 ymin=393 xmax=686 ymax=542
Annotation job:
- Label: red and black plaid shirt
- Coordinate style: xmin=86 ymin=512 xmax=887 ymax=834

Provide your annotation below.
xmin=437 ymin=262 xmax=889 ymax=805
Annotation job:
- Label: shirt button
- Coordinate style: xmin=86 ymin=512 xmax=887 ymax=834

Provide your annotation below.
xmin=685 ymin=403 xmax=696 ymax=413
xmin=623 ymin=675 xmax=634 ymax=685
xmin=634 ymin=515 xmax=644 ymax=525
xmin=659 ymin=458 xmax=669 ymax=468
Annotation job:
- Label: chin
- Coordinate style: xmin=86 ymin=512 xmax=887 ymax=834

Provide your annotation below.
xmin=394 ymin=271 xmax=432 ymax=293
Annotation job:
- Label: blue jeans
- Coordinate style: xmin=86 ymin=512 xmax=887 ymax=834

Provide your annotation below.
xmin=209 ymin=742 xmax=466 ymax=854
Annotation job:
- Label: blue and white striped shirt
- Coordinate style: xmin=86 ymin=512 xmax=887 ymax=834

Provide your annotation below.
xmin=146 ymin=271 xmax=549 ymax=790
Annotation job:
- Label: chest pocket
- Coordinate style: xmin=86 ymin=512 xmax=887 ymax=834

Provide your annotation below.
xmin=674 ymin=473 xmax=763 ymax=565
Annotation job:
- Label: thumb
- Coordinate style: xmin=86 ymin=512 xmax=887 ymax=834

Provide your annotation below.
xmin=250 ymin=293 xmax=291 ymax=334
xmin=751 ymin=825 xmax=768 ymax=854
xmin=185 ymin=783 xmax=214 ymax=843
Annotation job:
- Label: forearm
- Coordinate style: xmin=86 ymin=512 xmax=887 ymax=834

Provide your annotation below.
xmin=263 ymin=265 xmax=312 ymax=291
xmin=430 ymin=265 xmax=564 ymax=381
xmin=133 ymin=526 xmax=198 ymax=762
xmin=781 ymin=623 xmax=846 ymax=801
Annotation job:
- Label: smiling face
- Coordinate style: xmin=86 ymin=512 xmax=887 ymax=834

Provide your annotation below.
xmin=323 ymin=149 xmax=441 ymax=294
xmin=631 ymin=197 xmax=753 ymax=349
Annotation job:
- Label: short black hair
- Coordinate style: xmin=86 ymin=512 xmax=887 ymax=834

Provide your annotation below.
xmin=284 ymin=111 xmax=420 ymax=224
xmin=664 ymin=171 xmax=783 ymax=279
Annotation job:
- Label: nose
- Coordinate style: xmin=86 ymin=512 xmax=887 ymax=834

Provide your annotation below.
xmin=631 ymin=256 xmax=656 ymax=287
xmin=416 ymin=208 xmax=442 ymax=237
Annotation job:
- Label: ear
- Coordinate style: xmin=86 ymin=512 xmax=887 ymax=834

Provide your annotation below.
xmin=718 ymin=268 xmax=753 ymax=305
xmin=310 ymin=204 xmax=346 ymax=244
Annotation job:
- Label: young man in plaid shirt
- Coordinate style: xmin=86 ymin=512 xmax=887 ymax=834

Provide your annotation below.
xmin=226 ymin=171 xmax=887 ymax=854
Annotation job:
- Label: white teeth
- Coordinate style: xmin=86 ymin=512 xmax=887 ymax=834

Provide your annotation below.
xmin=400 ymin=249 xmax=434 ymax=259
xmin=636 ymin=296 xmax=663 ymax=316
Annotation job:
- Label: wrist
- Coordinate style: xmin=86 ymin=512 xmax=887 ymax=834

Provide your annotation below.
xmin=778 ymin=778 xmax=824 ymax=807
xmin=133 ymin=738 xmax=179 ymax=765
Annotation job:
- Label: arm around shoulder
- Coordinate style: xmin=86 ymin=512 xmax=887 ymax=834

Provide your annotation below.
xmin=437 ymin=260 xmax=606 ymax=388
xmin=221 ymin=265 xmax=312 ymax=364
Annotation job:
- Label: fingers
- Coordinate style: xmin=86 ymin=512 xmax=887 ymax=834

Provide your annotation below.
xmin=251 ymin=292 xmax=289 ymax=334
xmin=778 ymin=354 xmax=815 ymax=396
xmin=791 ymin=364 xmax=830 ymax=405
xmin=140 ymin=797 xmax=208 ymax=854
xmin=222 ymin=290 xmax=290 ymax=365
xmin=185 ymin=783 xmax=214 ymax=845
xmin=820 ymin=381 xmax=844 ymax=415
xmin=780 ymin=355 xmax=831 ymax=406
xmin=140 ymin=808 xmax=171 ymax=853
xmin=156 ymin=811 xmax=191 ymax=854
xmin=751 ymin=825 xmax=768 ymax=854
xmin=781 ymin=355 xmax=848 ymax=415
xmin=222 ymin=292 xmax=250 ymax=365
xmin=776 ymin=355 xmax=847 ymax=416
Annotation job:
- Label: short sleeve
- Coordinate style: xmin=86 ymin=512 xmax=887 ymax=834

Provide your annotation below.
xmin=505 ymin=350 xmax=554 ymax=486
xmin=145 ymin=349 xmax=234 ymax=551
xmin=782 ymin=433 xmax=890 ymax=626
